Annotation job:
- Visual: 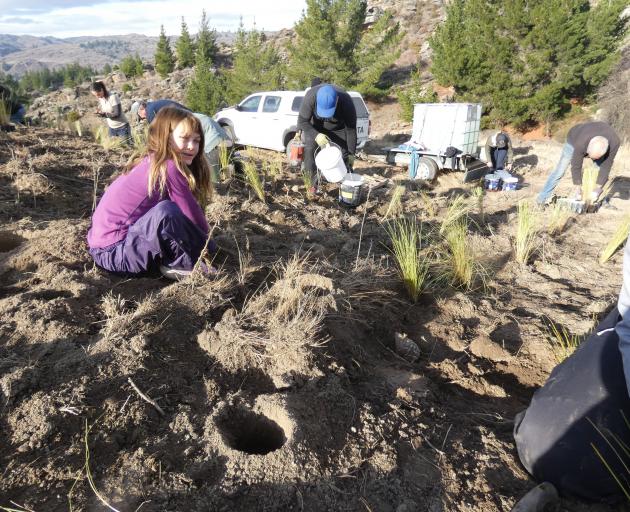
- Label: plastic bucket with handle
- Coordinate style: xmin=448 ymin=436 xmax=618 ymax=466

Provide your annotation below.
xmin=339 ymin=173 xmax=365 ymax=207
xmin=315 ymin=143 xmax=347 ymax=183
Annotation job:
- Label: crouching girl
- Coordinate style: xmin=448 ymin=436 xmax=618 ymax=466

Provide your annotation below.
xmin=88 ymin=107 xmax=216 ymax=280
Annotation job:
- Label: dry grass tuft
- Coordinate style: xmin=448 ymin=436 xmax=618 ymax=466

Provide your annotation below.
xmin=440 ymin=194 xmax=472 ymax=235
xmin=514 ymin=200 xmax=540 ymax=264
xmin=599 ymin=215 xmax=630 ymax=264
xmin=546 ymin=201 xmax=572 ymax=235
xmin=0 ymin=101 xmax=9 ymax=125
xmin=441 ymin=219 xmax=484 ymax=290
xmin=92 ymin=125 xmax=123 ymax=151
xmin=384 ymin=216 xmax=430 ymax=302
xmin=242 ymin=157 xmax=265 ymax=202
xmin=546 ymin=319 xmax=582 ymax=362
xmin=382 ymin=185 xmax=406 ymax=220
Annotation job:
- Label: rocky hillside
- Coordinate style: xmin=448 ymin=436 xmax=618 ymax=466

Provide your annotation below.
xmin=0 ymin=33 xmax=237 ymax=77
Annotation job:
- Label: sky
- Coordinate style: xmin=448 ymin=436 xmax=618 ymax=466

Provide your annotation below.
xmin=0 ymin=0 xmax=307 ymax=38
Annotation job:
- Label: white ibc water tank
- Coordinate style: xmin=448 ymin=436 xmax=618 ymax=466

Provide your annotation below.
xmin=411 ymin=103 xmax=481 ymax=156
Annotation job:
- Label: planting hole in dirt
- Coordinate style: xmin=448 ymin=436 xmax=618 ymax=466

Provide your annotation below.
xmin=0 ymin=232 xmax=24 ymax=253
xmin=216 ymin=405 xmax=287 ymax=455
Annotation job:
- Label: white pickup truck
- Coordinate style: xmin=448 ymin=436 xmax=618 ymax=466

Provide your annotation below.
xmin=214 ymin=90 xmax=370 ymax=153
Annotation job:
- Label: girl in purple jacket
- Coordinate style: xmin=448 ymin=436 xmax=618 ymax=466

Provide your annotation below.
xmin=88 ymin=107 xmax=215 ymax=280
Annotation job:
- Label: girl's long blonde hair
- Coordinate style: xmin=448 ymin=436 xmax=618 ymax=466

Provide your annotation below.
xmin=127 ymin=107 xmax=213 ymax=207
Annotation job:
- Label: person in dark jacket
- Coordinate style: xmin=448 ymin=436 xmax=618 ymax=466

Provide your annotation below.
xmin=130 ymin=99 xmax=190 ymax=124
xmin=537 ymin=121 xmax=620 ymax=205
xmin=297 ymin=84 xmax=357 ymax=189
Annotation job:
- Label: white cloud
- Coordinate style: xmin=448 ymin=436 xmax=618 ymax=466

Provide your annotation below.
xmin=0 ymin=1 xmax=306 ymax=37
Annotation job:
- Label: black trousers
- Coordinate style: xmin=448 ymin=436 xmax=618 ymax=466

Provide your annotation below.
xmin=303 ymin=126 xmax=350 ymax=182
xmin=514 ymin=308 xmax=630 ymax=502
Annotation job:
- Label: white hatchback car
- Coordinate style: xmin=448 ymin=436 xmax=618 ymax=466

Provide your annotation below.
xmin=214 ymin=90 xmax=370 ymax=153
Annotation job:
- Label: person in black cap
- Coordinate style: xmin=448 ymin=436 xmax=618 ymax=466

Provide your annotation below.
xmin=485 ymin=130 xmax=513 ymax=175
xmin=297 ymin=83 xmax=357 ymax=190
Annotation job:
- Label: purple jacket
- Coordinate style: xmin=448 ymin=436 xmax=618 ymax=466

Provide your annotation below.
xmin=88 ymin=156 xmax=209 ymax=249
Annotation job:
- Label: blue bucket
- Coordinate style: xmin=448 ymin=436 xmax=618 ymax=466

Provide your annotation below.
xmin=484 ymin=174 xmax=501 ymax=191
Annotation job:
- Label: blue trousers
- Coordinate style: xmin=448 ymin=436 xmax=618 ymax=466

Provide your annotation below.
xmin=89 ymin=201 xmax=214 ymax=276
xmin=489 ymin=147 xmax=508 ymax=170
xmin=537 ymin=143 xmax=574 ymax=204
xmin=514 ymin=308 xmax=630 ymax=502
xmin=108 ymin=123 xmax=131 ymax=141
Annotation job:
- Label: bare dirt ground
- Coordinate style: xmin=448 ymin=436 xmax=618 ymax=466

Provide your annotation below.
xmin=1 ymin=124 xmax=630 ymax=512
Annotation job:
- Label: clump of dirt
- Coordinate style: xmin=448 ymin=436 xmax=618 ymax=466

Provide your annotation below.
xmin=1 ymin=124 xmax=629 ymax=511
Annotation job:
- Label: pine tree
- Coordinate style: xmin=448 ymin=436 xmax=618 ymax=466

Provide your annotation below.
xmin=155 ymin=25 xmax=175 ymax=78
xmin=186 ymin=39 xmax=225 ymax=115
xmin=287 ymin=0 xmax=400 ymax=97
xmin=102 ymin=63 xmax=112 ymax=75
xmin=195 ymin=10 xmax=217 ymax=64
xmin=176 ymin=17 xmax=195 ymax=69
xmin=225 ymin=21 xmax=285 ymax=104
xmin=133 ymin=54 xmax=144 ymax=76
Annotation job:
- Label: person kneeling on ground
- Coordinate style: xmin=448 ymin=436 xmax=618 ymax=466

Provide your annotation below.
xmin=297 ymin=83 xmax=357 ymax=191
xmin=90 ymin=81 xmax=131 ymax=141
xmin=513 ymin=234 xmax=630 ymax=503
xmin=536 ymin=121 xmax=620 ymax=206
xmin=87 ymin=107 xmax=216 ymax=281
xmin=485 ymin=130 xmax=514 ymax=178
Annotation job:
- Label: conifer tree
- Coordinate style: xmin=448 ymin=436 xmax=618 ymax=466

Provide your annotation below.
xmin=287 ymin=0 xmax=400 ymax=97
xmin=195 ymin=10 xmax=217 ymax=64
xmin=225 ymin=21 xmax=284 ymax=104
xmin=155 ymin=25 xmax=175 ymax=78
xmin=176 ymin=17 xmax=195 ymax=69
xmin=186 ymin=37 xmax=224 ymax=115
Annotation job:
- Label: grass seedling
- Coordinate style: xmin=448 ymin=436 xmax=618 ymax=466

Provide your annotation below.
xmin=0 ymin=101 xmax=9 ymax=125
xmin=440 ymin=194 xmax=471 ymax=234
xmin=74 ymin=120 xmax=83 ymax=137
xmin=265 ymin=155 xmax=283 ymax=183
xmin=588 ymin=414 xmax=630 ymax=501
xmin=92 ymin=125 xmax=123 ymax=151
xmin=514 ymin=200 xmax=540 ymax=264
xmin=382 ymin=185 xmax=406 ymax=220
xmin=599 ymin=215 xmax=630 ymax=264
xmin=218 ymin=141 xmax=232 ymax=174
xmin=243 ymin=158 xmax=265 ymax=202
xmin=472 ymin=186 xmax=484 ymax=221
xmin=301 ymin=170 xmax=314 ymax=194
xmin=420 ymin=190 xmax=437 ymax=218
xmin=547 ymin=201 xmax=571 ymax=235
xmin=582 ymin=164 xmax=599 ymax=206
xmin=384 ymin=217 xmax=430 ymax=302
xmin=546 ymin=319 xmax=582 ymax=362
xmin=443 ymin=219 xmax=478 ymax=290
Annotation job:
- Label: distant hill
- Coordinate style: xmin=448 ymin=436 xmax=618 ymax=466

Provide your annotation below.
xmin=0 ymin=32 xmax=238 ymax=77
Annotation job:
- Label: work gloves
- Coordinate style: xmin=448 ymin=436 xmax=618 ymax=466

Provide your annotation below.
xmin=346 ymin=154 xmax=355 ymax=170
xmin=315 ymin=133 xmax=330 ymax=148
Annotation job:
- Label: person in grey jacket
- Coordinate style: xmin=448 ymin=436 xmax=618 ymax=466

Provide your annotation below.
xmin=513 ymin=235 xmax=630 ymax=502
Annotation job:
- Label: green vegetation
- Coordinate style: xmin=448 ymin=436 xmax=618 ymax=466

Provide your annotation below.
xmin=385 ymin=217 xmax=430 ymax=302
xmin=154 ymin=25 xmax=175 ymax=78
xmin=225 ymin=22 xmax=284 ymax=104
xmin=287 ymin=0 xmax=402 ymax=98
xmin=546 ymin=319 xmax=582 ymax=362
xmin=599 ymin=215 xmax=630 ymax=265
xmin=514 ymin=200 xmax=540 ymax=265
xmin=195 ymin=10 xmax=217 ymax=64
xmin=19 ymin=63 xmax=96 ymax=93
xmin=186 ymin=39 xmax=225 ymax=115
xmin=176 ymin=17 xmax=195 ymax=69
xmin=430 ymin=0 xmax=628 ymax=128
xmin=397 ymin=69 xmax=438 ymax=122
xmin=119 ymin=54 xmax=144 ymax=78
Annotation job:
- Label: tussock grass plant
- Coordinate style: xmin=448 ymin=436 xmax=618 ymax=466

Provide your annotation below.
xmin=588 ymin=414 xmax=630 ymax=501
xmin=384 ymin=216 xmax=430 ymax=302
xmin=92 ymin=125 xmax=123 ymax=151
xmin=440 ymin=194 xmax=472 ymax=234
xmin=582 ymin=164 xmax=599 ymax=205
xmin=218 ymin=141 xmax=231 ymax=171
xmin=547 ymin=201 xmax=572 ymax=235
xmin=132 ymin=124 xmax=148 ymax=154
xmin=264 ymin=155 xmax=283 ymax=183
xmin=242 ymin=158 xmax=265 ymax=202
xmin=0 ymin=101 xmax=9 ymax=125
xmin=514 ymin=200 xmax=540 ymax=264
xmin=441 ymin=219 xmax=483 ymax=290
xmin=382 ymin=185 xmax=406 ymax=220
xmin=546 ymin=319 xmax=582 ymax=362
xmin=420 ymin=191 xmax=437 ymax=218
xmin=472 ymin=186 xmax=484 ymax=220
xmin=599 ymin=215 xmax=630 ymax=264
xmin=301 ymin=170 xmax=314 ymax=193
xmin=74 ymin=120 xmax=83 ymax=137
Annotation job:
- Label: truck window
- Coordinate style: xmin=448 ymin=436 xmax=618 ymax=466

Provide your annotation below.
xmin=351 ymin=97 xmax=368 ymax=117
xmin=263 ymin=96 xmax=281 ymax=113
xmin=240 ymin=95 xmax=261 ymax=112
xmin=291 ymin=96 xmax=304 ymax=112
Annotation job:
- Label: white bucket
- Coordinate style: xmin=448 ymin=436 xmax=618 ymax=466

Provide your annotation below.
xmin=315 ymin=144 xmax=347 ymax=183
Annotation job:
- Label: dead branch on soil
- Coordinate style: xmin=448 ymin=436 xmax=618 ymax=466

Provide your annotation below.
xmin=127 ymin=377 xmax=165 ymax=416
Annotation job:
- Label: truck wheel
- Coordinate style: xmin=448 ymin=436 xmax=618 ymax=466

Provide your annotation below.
xmin=417 ymin=157 xmax=439 ymax=180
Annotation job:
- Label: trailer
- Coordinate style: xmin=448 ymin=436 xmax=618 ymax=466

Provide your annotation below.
xmin=386 ymin=103 xmax=488 ymax=183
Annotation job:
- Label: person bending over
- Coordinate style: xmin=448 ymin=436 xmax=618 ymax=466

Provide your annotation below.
xmin=536 ymin=121 xmax=620 ymax=205
xmin=130 ymin=99 xmax=189 ymax=125
xmin=87 ymin=107 xmax=216 ymax=281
